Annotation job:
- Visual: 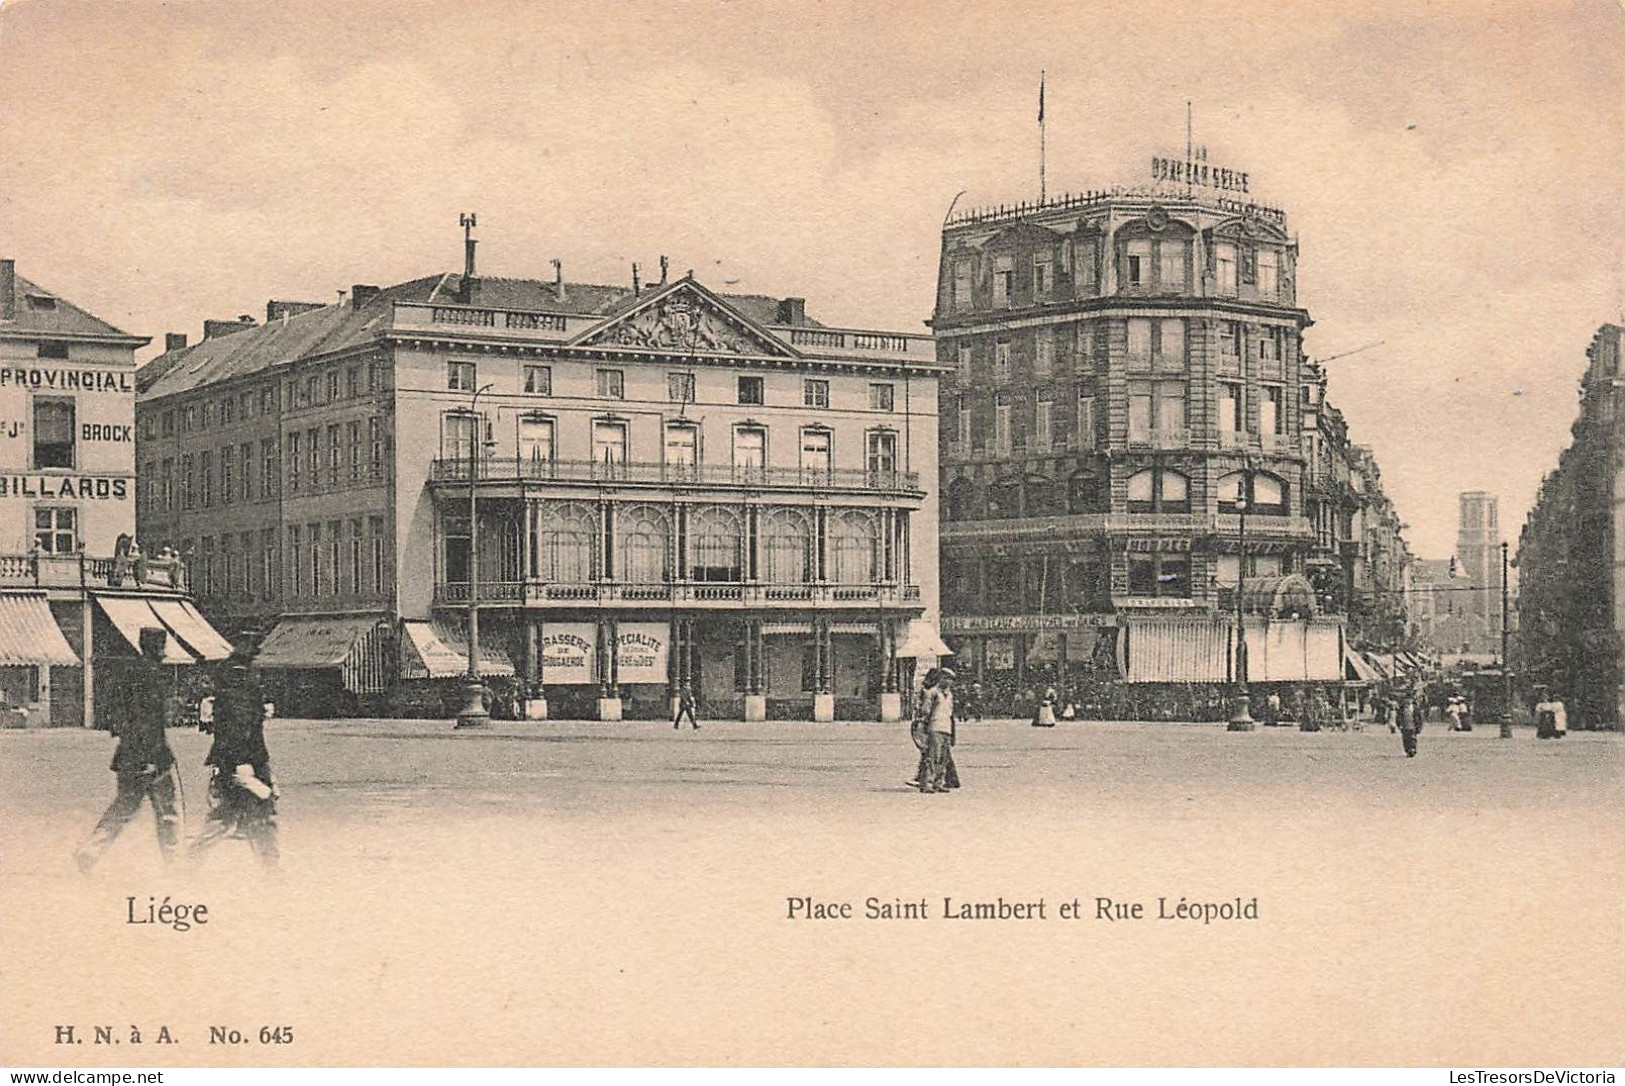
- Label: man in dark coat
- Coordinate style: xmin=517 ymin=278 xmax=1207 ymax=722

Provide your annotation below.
xmin=189 ymin=648 xmax=279 ymax=870
xmin=76 ymin=627 xmax=181 ymax=872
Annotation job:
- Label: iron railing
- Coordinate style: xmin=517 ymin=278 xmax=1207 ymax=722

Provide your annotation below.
xmin=431 ymin=456 xmax=922 ymax=493
xmin=434 ymin=580 xmax=924 ymax=606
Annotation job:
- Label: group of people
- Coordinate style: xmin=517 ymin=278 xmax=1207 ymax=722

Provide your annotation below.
xmin=909 ymin=667 xmax=960 ymax=793
xmin=75 ymin=634 xmax=280 ymax=874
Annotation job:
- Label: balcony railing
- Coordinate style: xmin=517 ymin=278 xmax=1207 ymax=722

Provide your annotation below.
xmin=941 ymin=511 xmax=1314 ymax=541
xmin=430 ymin=457 xmax=922 ymax=494
xmin=0 ymin=552 xmax=188 ymax=591
xmin=434 ymin=580 xmax=925 ymax=607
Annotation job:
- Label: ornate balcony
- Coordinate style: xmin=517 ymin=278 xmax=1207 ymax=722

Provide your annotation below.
xmin=0 ymin=552 xmax=189 ymax=592
xmin=430 ymin=457 xmax=923 ymax=495
xmin=433 ymin=579 xmax=924 ymax=608
xmin=940 ymin=511 xmax=1314 ymax=543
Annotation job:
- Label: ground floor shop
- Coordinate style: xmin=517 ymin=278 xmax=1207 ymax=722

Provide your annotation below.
xmin=244 ymin=607 xmax=949 ymax=722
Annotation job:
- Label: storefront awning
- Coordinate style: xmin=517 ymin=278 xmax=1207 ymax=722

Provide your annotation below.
xmin=96 ymin=597 xmax=195 ymax=664
xmin=400 ymin=620 xmax=515 ymax=680
xmin=894 ymin=619 xmax=953 ymax=660
xmin=1119 ymin=618 xmax=1230 ymax=683
xmin=0 ymin=592 xmax=80 ymax=666
xmin=255 ymin=614 xmax=385 ymax=670
xmin=1345 ymin=647 xmax=1380 ymax=684
xmin=149 ymin=599 xmax=234 ymax=661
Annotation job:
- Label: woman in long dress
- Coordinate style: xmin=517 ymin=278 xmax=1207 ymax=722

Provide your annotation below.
xmin=910 ymin=669 xmax=960 ymax=791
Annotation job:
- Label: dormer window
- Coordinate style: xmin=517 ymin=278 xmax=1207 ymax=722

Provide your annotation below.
xmin=993 ymin=255 xmax=1014 ymax=307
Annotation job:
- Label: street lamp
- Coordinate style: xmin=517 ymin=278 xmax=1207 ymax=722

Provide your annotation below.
xmin=455 ymin=382 xmax=496 ymax=729
xmin=1227 ymin=484 xmax=1255 ymax=731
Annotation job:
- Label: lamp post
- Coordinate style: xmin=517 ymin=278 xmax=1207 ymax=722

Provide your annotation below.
xmin=1227 ymin=488 xmax=1255 ymax=731
xmin=455 ymin=382 xmax=496 ymax=729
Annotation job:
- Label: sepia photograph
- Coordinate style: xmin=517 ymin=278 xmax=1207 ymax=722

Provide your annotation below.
xmin=0 ymin=0 xmax=1621 ymax=1072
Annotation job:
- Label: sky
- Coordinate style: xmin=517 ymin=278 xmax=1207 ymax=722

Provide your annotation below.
xmin=1 ymin=0 xmax=1621 ymax=559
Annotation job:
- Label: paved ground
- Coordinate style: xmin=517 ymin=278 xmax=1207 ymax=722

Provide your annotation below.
xmin=3 ymin=717 xmax=1621 ymax=1066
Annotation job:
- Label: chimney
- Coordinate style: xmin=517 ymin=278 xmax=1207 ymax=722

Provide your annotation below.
xmin=165 ymin=332 xmax=188 ymax=353
xmin=203 ymin=316 xmax=257 ymax=340
xmin=0 ymin=259 xmax=13 ymax=322
xmin=659 ymin=255 xmax=669 ymax=286
xmin=776 ymin=297 xmax=807 ymax=326
xmin=351 ymin=284 xmax=381 ymax=309
xmin=266 ymin=299 xmax=324 ymax=322
xmin=632 ymin=262 xmax=641 ymax=296
xmin=552 ymin=259 xmax=565 ymax=302
xmin=458 ymin=211 xmax=479 ymax=303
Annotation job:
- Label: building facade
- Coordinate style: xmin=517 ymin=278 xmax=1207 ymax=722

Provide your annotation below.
xmin=932 ymin=187 xmax=1349 ymax=705
xmin=1454 ymin=490 xmax=1504 ymax=653
xmin=1515 ymin=323 xmax=1624 ymax=729
xmin=136 ymin=258 xmax=942 ymax=721
xmin=0 ymin=258 xmax=229 ymax=729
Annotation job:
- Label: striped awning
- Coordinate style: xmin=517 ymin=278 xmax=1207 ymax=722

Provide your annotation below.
xmin=1118 ymin=618 xmax=1230 ymax=683
xmin=1345 ymin=649 xmax=1381 ymax=684
xmin=96 ymin=596 xmax=195 ymax=664
xmin=255 ymin=614 xmax=382 ymax=670
xmin=149 ymin=599 xmax=234 ymax=661
xmin=400 ymin=620 xmax=515 ymax=680
xmin=0 ymin=593 xmax=79 ymax=666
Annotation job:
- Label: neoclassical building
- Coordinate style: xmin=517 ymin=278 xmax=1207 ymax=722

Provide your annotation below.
xmin=932 ymin=188 xmax=1345 ymax=694
xmin=137 ymin=253 xmax=942 ymax=721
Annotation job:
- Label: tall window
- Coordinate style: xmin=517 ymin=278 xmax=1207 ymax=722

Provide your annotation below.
xmin=1257 ymin=248 xmax=1280 ymax=297
xmin=952 ymin=259 xmax=974 ymax=311
xmin=262 ymin=528 xmax=277 ymax=600
xmin=346 ymin=366 xmax=360 ymax=399
xmin=368 ymin=419 xmax=384 ymax=477
xmin=240 ymin=531 xmax=255 ymax=596
xmin=1033 ymin=250 xmax=1053 ymax=299
xmin=260 ymin=438 xmax=276 ymax=498
xmin=732 ymin=427 xmax=766 ymax=476
xmin=348 ymin=420 xmax=362 ymax=482
xmin=1128 ymin=554 xmax=1191 ymax=598
xmin=1127 ymin=318 xmax=1152 ymax=364
xmin=525 ymin=365 xmax=553 ymax=395
xmin=1158 ymin=238 xmax=1187 ymax=291
xmin=304 ymin=376 xmax=318 ymax=407
xmin=668 ymin=372 xmax=694 ymax=403
xmin=1075 ymin=393 xmax=1095 ymax=450
xmin=993 ymin=255 xmax=1014 ymax=306
xmin=994 ymin=340 xmax=1012 ymax=381
xmin=348 ymin=519 xmax=362 ymax=597
xmin=32 ymin=399 xmax=74 ymax=469
xmin=200 ymin=537 xmax=214 ymax=596
xmin=592 ymin=421 xmax=628 ymax=469
xmin=737 ymin=376 xmax=763 ymax=405
xmin=664 ymin=424 xmax=697 ymax=474
xmin=199 ymin=451 xmax=213 ymax=507
xmin=596 ymin=369 xmax=624 ymax=399
xmin=1034 ymin=396 xmax=1053 ymax=451
xmin=1159 ymin=319 xmax=1185 ymax=367
xmin=870 ymin=383 xmax=895 ymax=412
xmin=801 ymin=429 xmax=832 ymax=479
xmin=239 ymin=442 xmax=253 ymax=501
xmin=1034 ymin=328 xmax=1054 ymax=376
xmin=306 ymin=427 xmax=319 ymax=483
xmin=956 ymin=343 xmax=972 ymax=381
xmin=1220 ymin=382 xmax=1243 ymax=435
xmin=447 ymin=360 xmax=476 ymax=391
xmin=327 ymin=424 xmax=341 ymax=485
xmin=520 ymin=416 xmax=555 ymax=466
xmin=181 ymin=454 xmax=195 ymax=510
xmin=1221 ymin=321 xmax=1242 ymax=359
xmin=1215 ymin=242 xmax=1238 ymax=294
xmin=289 ymin=526 xmax=303 ymax=596
xmin=33 ymin=507 xmax=76 ymax=553
xmin=221 ymin=447 xmax=234 ymax=505
xmin=442 ymin=412 xmax=478 ymax=460
xmin=1128 ymin=381 xmax=1186 ymax=440
xmin=866 ymin=430 xmax=897 ymax=479
xmin=994 ymin=398 xmax=1012 ymax=455
xmin=369 ymin=516 xmax=387 ymax=594
xmin=957 ymin=401 xmax=972 ymax=449
xmin=1125 ymin=238 xmax=1151 ymax=288
xmin=326 ymin=371 xmax=339 ymax=403
xmin=803 ymin=379 xmax=829 ymax=409
xmin=1261 ymin=386 xmax=1283 ymax=435
xmin=161 ymin=458 xmax=174 ymax=511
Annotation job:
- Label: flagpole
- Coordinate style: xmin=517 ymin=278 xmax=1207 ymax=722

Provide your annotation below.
xmin=1038 ymin=70 xmax=1047 ymax=204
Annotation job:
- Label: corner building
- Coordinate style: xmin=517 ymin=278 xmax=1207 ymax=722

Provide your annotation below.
xmin=933 ymin=190 xmax=1341 ymax=704
xmin=137 ymin=266 xmax=941 ymax=721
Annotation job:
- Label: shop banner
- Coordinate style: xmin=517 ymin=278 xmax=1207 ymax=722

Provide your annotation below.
xmin=541 ymin=622 xmax=597 ymax=684
xmin=616 ymin=622 xmax=669 ymax=685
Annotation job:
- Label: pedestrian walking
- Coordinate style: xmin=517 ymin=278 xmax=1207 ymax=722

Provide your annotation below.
xmin=672 ymin=683 xmax=698 ymax=730
xmin=190 ymin=647 xmax=279 ymax=871
xmin=1032 ymin=685 xmax=1057 ymax=728
xmin=1397 ymin=691 xmax=1420 ymax=758
xmin=76 ymin=628 xmax=182 ymax=872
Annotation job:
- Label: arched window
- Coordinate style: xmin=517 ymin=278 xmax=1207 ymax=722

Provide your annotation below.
xmin=829 ymin=509 xmax=879 ymax=584
xmin=1218 ymin=470 xmax=1288 ymax=515
xmin=617 ymin=504 xmax=671 ymax=584
xmin=761 ymin=507 xmax=813 ymax=585
xmin=539 ymin=501 xmax=596 ymax=584
xmin=1126 ymin=468 xmax=1190 ymax=513
xmin=689 ymin=506 xmax=743 ymax=582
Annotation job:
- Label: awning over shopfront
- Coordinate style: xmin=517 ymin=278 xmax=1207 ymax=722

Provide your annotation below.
xmin=255 ymin=613 xmax=395 ymax=694
xmin=0 ymin=592 xmax=80 ymax=667
xmin=149 ymin=599 xmax=234 ymax=661
xmin=1345 ymin=647 xmax=1381 ymax=684
xmin=400 ymin=620 xmax=515 ymax=680
xmin=894 ymin=619 xmax=953 ymax=660
xmin=1244 ymin=619 xmax=1344 ymax=683
xmin=1118 ymin=618 xmax=1231 ymax=683
xmin=95 ymin=597 xmax=194 ymax=664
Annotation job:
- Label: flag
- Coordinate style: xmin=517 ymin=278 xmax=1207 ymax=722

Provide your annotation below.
xmin=1038 ymin=71 xmax=1045 ymax=124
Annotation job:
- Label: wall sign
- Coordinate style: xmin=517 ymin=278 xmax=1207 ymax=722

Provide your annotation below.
xmin=615 ymin=622 xmax=669 ymax=684
xmin=0 ymin=476 xmax=129 ymax=499
xmin=541 ymin=622 xmax=596 ymax=685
